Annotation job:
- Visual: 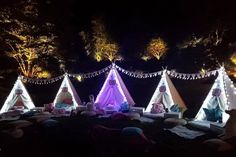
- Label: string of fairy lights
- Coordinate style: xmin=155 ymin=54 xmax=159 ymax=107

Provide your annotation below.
xmin=21 ymin=63 xmax=230 ymax=85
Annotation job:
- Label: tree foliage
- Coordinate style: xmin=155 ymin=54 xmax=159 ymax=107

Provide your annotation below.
xmin=0 ymin=0 xmax=64 ymax=78
xmin=142 ymin=37 xmax=168 ymax=61
xmin=80 ymin=19 xmax=121 ymax=62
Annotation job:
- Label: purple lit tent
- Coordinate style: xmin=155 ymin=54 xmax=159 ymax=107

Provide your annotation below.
xmin=95 ymin=66 xmax=135 ymax=111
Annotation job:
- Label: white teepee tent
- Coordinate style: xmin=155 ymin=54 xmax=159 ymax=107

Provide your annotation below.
xmin=145 ymin=70 xmax=186 ymax=112
xmin=195 ymin=67 xmax=236 ymax=123
xmin=95 ymin=66 xmax=135 ymax=110
xmin=0 ymin=76 xmax=35 ymax=114
xmin=53 ymin=74 xmax=82 ymax=108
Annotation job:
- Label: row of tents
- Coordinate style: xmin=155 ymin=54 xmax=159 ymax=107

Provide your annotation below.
xmin=0 ymin=66 xmax=235 ymax=126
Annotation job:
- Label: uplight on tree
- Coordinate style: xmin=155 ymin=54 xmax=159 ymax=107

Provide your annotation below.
xmin=80 ymin=19 xmax=122 ymax=62
xmin=142 ymin=37 xmax=168 ymax=61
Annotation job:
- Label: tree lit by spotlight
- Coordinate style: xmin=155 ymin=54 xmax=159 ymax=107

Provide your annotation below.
xmin=0 ymin=0 xmax=64 ymax=78
xmin=142 ymin=37 xmax=168 ymax=61
xmin=230 ymin=53 xmax=236 ymax=64
xmin=80 ymin=19 xmax=122 ymax=62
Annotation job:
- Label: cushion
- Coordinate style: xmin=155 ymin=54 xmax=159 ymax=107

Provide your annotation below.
xmin=151 ymin=103 xmax=165 ymax=114
xmin=7 ymin=120 xmax=32 ymax=129
xmin=202 ymin=138 xmax=233 ymax=152
xmin=44 ymin=103 xmax=54 ymax=112
xmin=127 ymin=112 xmax=141 ymax=121
xmin=2 ymin=128 xmax=24 ymax=139
xmin=14 ymin=101 xmax=24 ymax=107
xmin=28 ymin=115 xmax=51 ymax=123
xmin=81 ymin=111 xmax=96 ymax=117
xmin=2 ymin=110 xmax=23 ymax=117
xmin=21 ymin=110 xmax=38 ymax=118
xmin=111 ymin=112 xmax=129 ymax=121
xmin=120 ymin=102 xmax=130 ymax=113
xmin=170 ymin=104 xmax=181 ymax=112
xmin=63 ymin=98 xmax=73 ymax=105
xmin=203 ymin=107 xmax=222 ymax=122
xmin=41 ymin=119 xmax=59 ymax=128
xmin=164 ymin=118 xmax=187 ymax=126
xmin=55 ymin=103 xmax=68 ymax=108
xmin=121 ymin=127 xmax=150 ymax=146
xmin=221 ymin=109 xmax=236 ymax=140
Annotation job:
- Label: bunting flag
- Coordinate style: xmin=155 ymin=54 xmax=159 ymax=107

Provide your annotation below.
xmin=21 ymin=63 xmax=226 ymax=85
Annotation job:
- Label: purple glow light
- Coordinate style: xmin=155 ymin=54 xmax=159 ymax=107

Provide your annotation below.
xmin=95 ymin=67 xmax=134 ymax=111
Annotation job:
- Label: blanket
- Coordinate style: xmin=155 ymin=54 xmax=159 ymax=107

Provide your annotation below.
xmin=166 ymin=125 xmax=206 ymax=139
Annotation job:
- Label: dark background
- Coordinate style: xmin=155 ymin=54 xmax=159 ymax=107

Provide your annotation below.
xmin=0 ymin=0 xmax=235 ymax=117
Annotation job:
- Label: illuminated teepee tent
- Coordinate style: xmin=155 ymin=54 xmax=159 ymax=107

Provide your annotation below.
xmin=145 ymin=70 xmax=186 ymax=113
xmin=195 ymin=67 xmax=236 ymax=124
xmin=95 ymin=66 xmax=135 ymax=111
xmin=0 ymin=76 xmax=35 ymax=114
xmin=53 ymin=74 xmax=82 ymax=108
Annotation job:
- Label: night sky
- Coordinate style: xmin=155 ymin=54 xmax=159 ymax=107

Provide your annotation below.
xmin=0 ymin=0 xmax=235 ymax=116
xmin=37 ymin=0 xmax=236 ymax=71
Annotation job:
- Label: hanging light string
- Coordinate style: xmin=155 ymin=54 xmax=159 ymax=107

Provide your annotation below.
xmin=220 ymin=66 xmax=236 ymax=110
xmin=22 ymin=74 xmax=65 ymax=85
xmin=22 ymin=64 xmax=113 ymax=84
xmin=114 ymin=64 xmax=162 ymax=78
xmin=166 ymin=69 xmax=218 ymax=80
xmin=70 ymin=64 xmax=112 ymax=79
xmin=22 ymin=63 xmax=231 ymax=84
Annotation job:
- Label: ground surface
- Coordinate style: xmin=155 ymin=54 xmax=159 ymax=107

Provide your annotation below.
xmin=1 ymin=115 xmax=234 ymax=157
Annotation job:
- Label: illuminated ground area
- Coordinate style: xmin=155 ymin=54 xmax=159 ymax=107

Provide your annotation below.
xmin=0 ymin=116 xmax=235 ymax=157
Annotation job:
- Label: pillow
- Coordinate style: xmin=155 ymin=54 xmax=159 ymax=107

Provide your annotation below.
xmin=14 ymin=101 xmax=24 ymax=107
xmin=44 ymin=103 xmax=54 ymax=112
xmin=63 ymin=98 xmax=73 ymax=105
xmin=121 ymin=127 xmax=150 ymax=146
xmin=202 ymin=138 xmax=233 ymax=152
xmin=28 ymin=115 xmax=51 ymax=123
xmin=8 ymin=120 xmax=33 ymax=129
xmin=111 ymin=112 xmax=129 ymax=121
xmin=164 ymin=118 xmax=187 ymax=126
xmin=203 ymin=107 xmax=222 ymax=122
xmin=41 ymin=119 xmax=59 ymax=128
xmin=170 ymin=104 xmax=181 ymax=112
xmin=151 ymin=103 xmax=165 ymax=114
xmin=13 ymin=106 xmax=24 ymax=110
xmin=81 ymin=110 xmax=96 ymax=117
xmin=2 ymin=128 xmax=24 ymax=139
xmin=120 ymin=102 xmax=130 ymax=113
xmin=55 ymin=103 xmax=68 ymax=108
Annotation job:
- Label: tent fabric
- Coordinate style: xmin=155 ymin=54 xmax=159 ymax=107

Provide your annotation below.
xmin=53 ymin=74 xmax=82 ymax=108
xmin=0 ymin=76 xmax=35 ymax=114
xmin=95 ymin=66 xmax=135 ymax=111
xmin=145 ymin=70 xmax=186 ymax=113
xmin=195 ymin=67 xmax=233 ymax=123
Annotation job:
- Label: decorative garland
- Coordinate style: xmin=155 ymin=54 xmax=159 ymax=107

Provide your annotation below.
xmin=114 ymin=64 xmax=162 ymax=78
xmin=22 ymin=64 xmax=112 ymax=84
xmin=70 ymin=64 xmax=112 ymax=79
xmin=166 ymin=69 xmax=218 ymax=80
xmin=22 ymin=75 xmax=65 ymax=85
xmin=21 ymin=63 xmax=225 ymax=84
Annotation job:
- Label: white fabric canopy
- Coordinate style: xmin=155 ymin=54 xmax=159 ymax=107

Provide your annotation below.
xmin=53 ymin=74 xmax=82 ymax=108
xmin=145 ymin=70 xmax=186 ymax=112
xmin=195 ymin=67 xmax=234 ymax=123
xmin=0 ymin=76 xmax=35 ymax=113
xmin=95 ymin=66 xmax=135 ymax=110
